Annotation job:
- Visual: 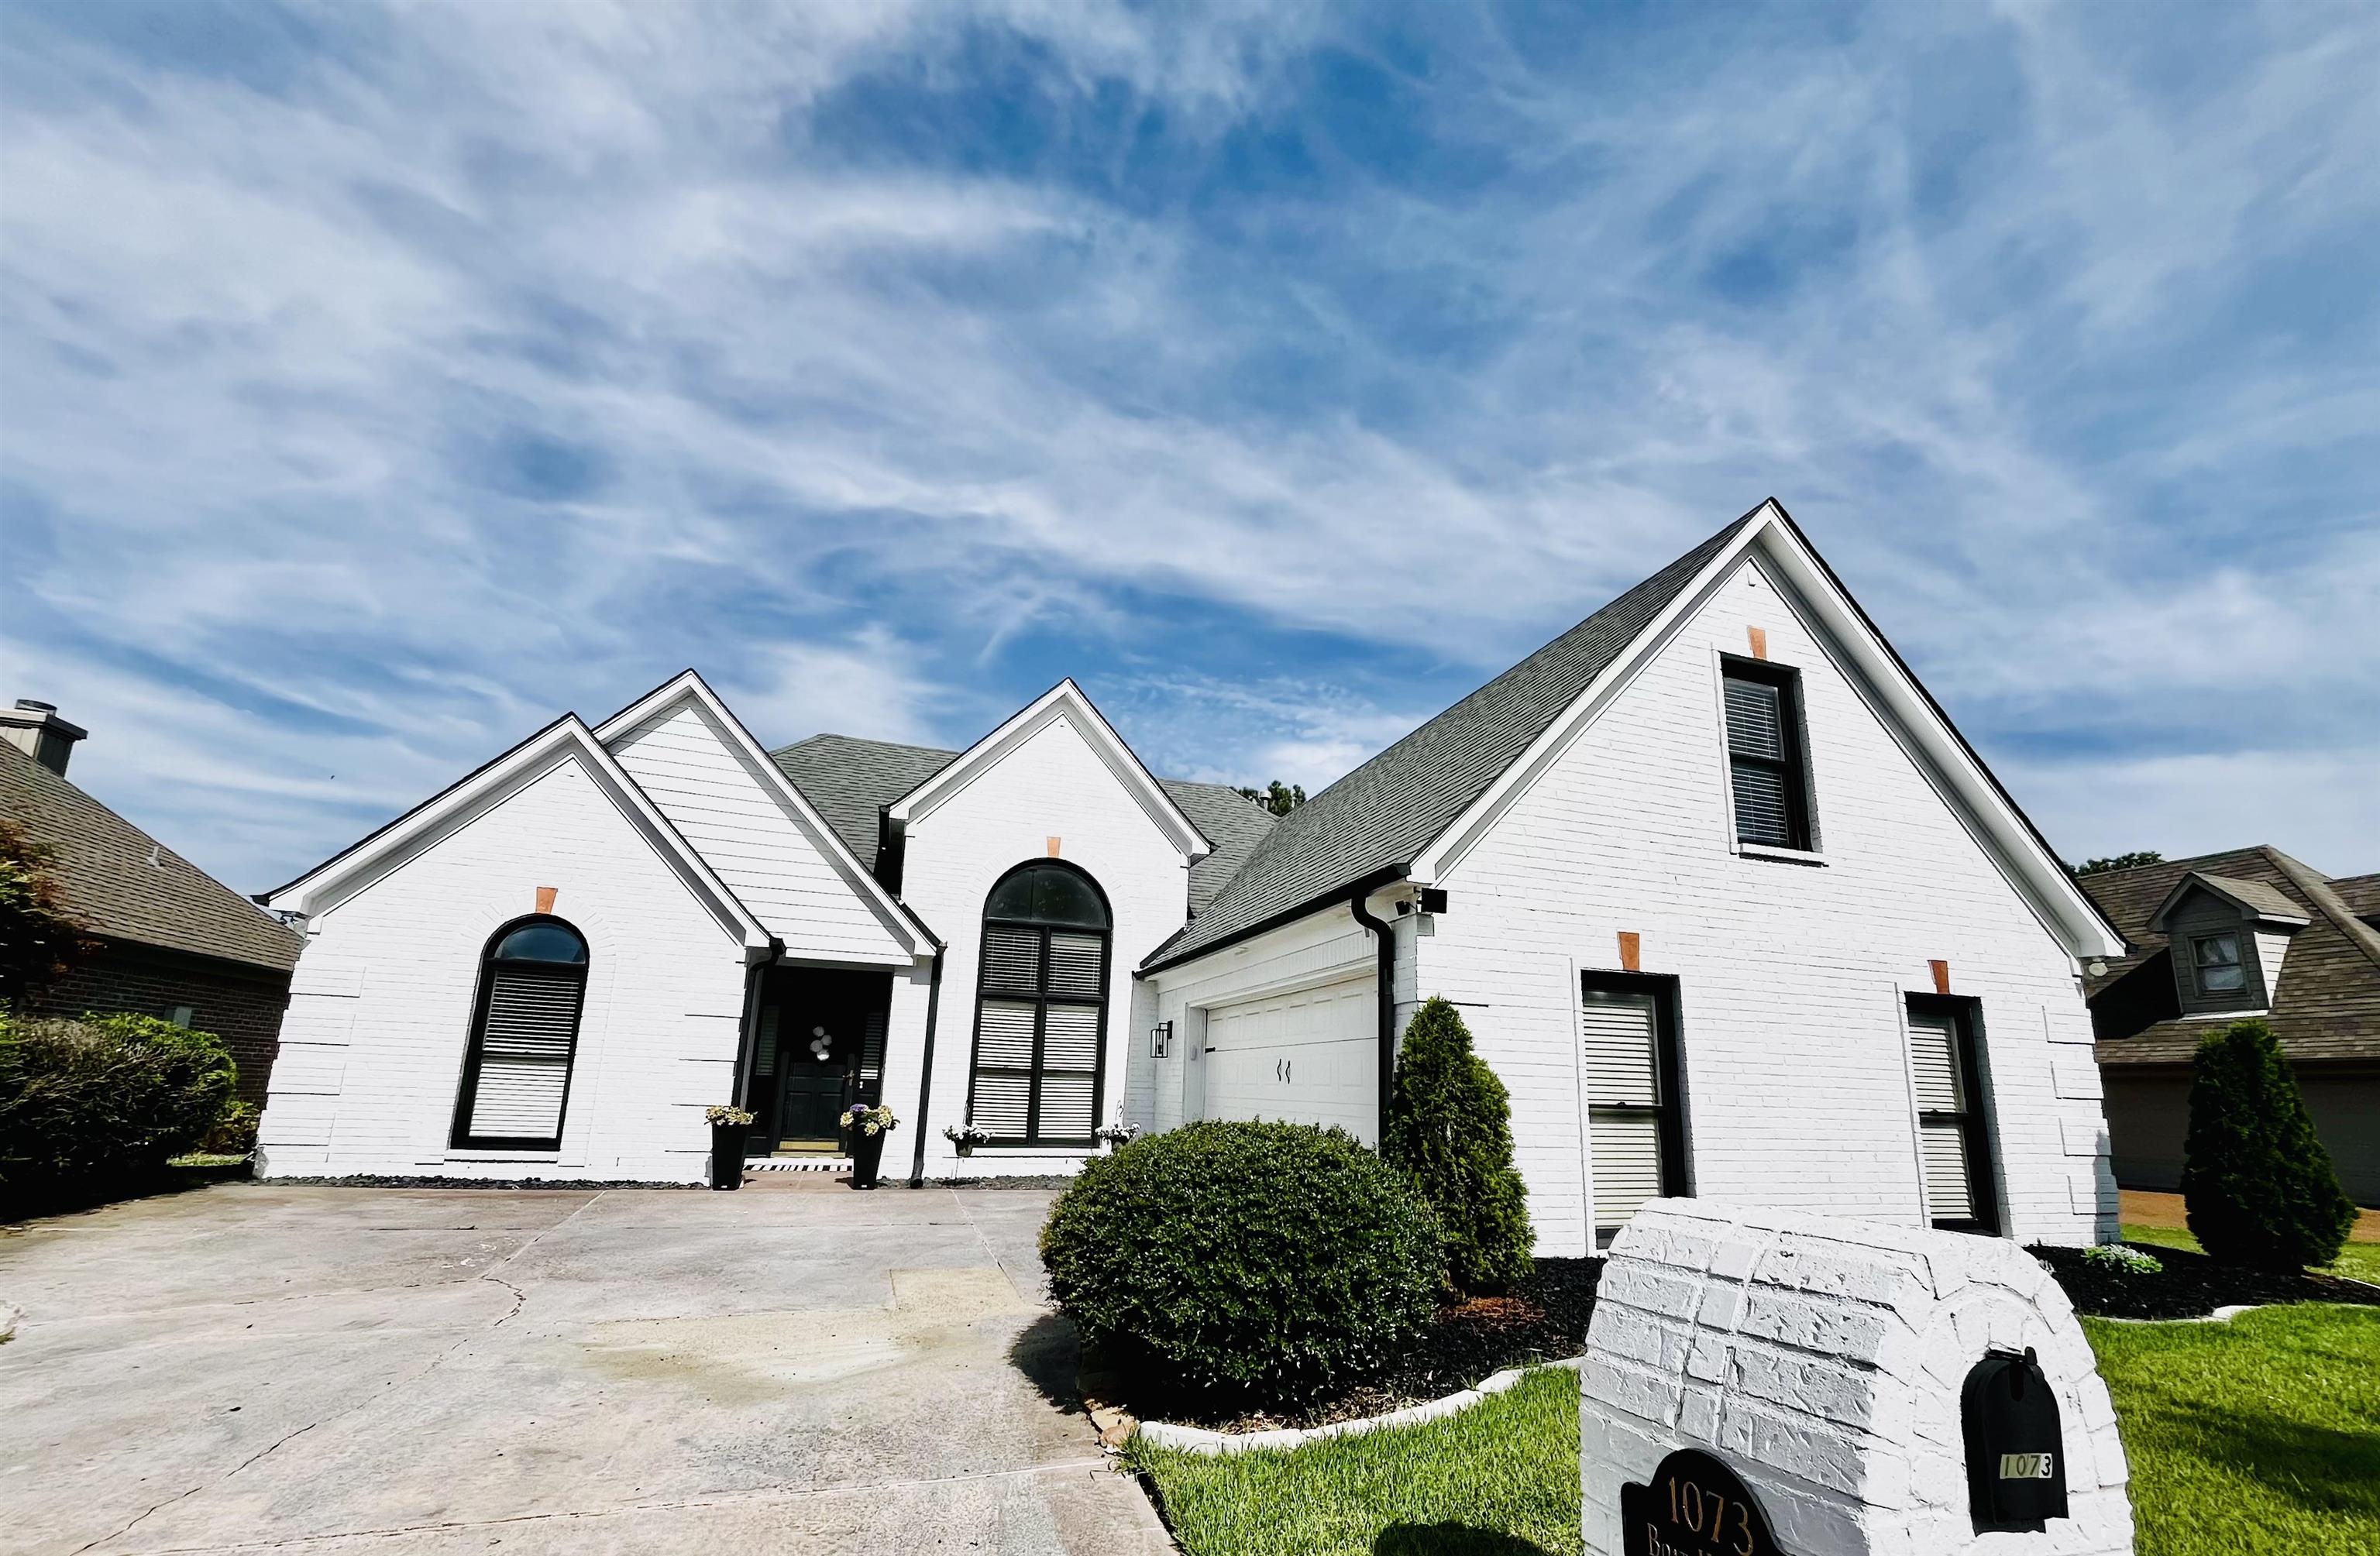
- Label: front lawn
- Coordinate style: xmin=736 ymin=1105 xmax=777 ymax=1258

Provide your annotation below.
xmin=1126 ymin=1365 xmax=1579 ymax=1556
xmin=2087 ymin=1305 xmax=2380 ymax=1555
xmin=1130 ymin=1310 xmax=2380 ymax=1556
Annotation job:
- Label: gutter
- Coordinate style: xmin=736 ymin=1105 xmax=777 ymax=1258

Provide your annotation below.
xmin=906 ymin=943 xmax=948 ymax=1187
xmin=1348 ymin=888 xmax=1397 ymax=1146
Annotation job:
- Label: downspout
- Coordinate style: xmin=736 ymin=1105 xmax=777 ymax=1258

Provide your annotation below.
xmin=1349 ymin=889 xmax=1397 ymax=1146
xmin=728 ymin=938 xmax=784 ymax=1110
xmin=906 ymin=945 xmax=947 ymax=1188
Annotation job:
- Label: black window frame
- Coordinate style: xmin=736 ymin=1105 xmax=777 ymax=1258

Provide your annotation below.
xmin=1580 ymin=968 xmax=1691 ymax=1247
xmin=1904 ymin=993 xmax=2001 ymax=1235
xmin=1719 ymin=655 xmax=1818 ymax=853
xmin=449 ymin=914 xmax=590 ymax=1152
xmin=965 ymin=860 xmax=1113 ymax=1148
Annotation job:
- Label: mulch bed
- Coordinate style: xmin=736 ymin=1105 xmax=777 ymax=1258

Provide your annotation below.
xmin=2033 ymin=1241 xmax=2380 ymax=1321
xmin=1116 ymin=1257 xmax=1601 ymax=1432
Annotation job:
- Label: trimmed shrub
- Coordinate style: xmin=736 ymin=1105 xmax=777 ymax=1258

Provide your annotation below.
xmin=0 ymin=1012 xmax=239 ymax=1190
xmin=1383 ymin=996 xmax=1536 ymax=1293
xmin=1040 ymin=1120 xmax=1443 ymax=1403
xmin=2181 ymin=1018 xmax=2354 ymax=1272
xmin=197 ymin=1100 xmax=261 ymax=1157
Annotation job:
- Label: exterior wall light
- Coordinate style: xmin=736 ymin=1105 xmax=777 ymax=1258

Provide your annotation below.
xmin=1149 ymin=1021 xmax=1172 ymax=1058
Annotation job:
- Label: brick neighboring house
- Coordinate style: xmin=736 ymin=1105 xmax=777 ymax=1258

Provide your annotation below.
xmin=2079 ymin=846 xmax=2380 ymax=1205
xmin=2 ymin=700 xmax=302 ymax=1105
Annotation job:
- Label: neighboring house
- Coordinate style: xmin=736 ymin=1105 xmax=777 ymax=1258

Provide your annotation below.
xmin=2 ymin=699 xmax=304 ymax=1104
xmin=2079 ymin=847 xmax=2380 ymax=1204
xmin=253 ymin=501 xmax=2129 ymax=1253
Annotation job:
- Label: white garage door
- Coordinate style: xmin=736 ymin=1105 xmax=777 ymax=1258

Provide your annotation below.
xmin=1199 ymin=977 xmax=1377 ymax=1145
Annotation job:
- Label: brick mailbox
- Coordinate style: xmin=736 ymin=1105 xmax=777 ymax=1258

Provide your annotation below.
xmin=1580 ymin=1201 xmax=2133 ymax=1556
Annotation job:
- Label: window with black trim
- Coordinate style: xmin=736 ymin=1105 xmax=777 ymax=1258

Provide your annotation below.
xmin=2190 ymin=933 xmax=2245 ymax=996
xmin=1580 ymin=970 xmax=1690 ymax=1244
xmin=1904 ymin=994 xmax=1999 ymax=1234
xmin=1721 ymin=658 xmax=1815 ymax=851
xmin=967 ymin=861 xmax=1110 ymax=1146
xmin=451 ymin=916 xmax=589 ymax=1150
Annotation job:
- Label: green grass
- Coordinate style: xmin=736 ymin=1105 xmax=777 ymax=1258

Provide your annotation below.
xmin=2120 ymin=1221 xmax=2380 ymax=1284
xmin=1130 ymin=1311 xmax=2380 ymax=1556
xmin=2086 ymin=1305 xmax=2380 ymax=1555
xmin=1125 ymin=1365 xmax=1579 ymax=1556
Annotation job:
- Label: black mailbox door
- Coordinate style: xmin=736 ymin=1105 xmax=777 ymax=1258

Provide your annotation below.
xmin=1961 ymin=1348 xmax=2070 ymax=1532
xmin=1620 ymin=1448 xmax=1791 ymax=1556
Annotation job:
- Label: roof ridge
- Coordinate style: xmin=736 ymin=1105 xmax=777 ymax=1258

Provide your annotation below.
xmin=2261 ymin=845 xmax=2380 ymax=975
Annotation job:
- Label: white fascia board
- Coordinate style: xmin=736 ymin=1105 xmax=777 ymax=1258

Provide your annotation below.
xmin=1408 ymin=512 xmax=1769 ymax=887
xmin=884 ymin=678 xmax=1212 ymax=860
xmin=1410 ymin=503 xmax=2127 ymax=963
xmin=591 ymin=669 xmax=938 ymax=957
xmin=264 ymin=715 xmax=776 ymax=959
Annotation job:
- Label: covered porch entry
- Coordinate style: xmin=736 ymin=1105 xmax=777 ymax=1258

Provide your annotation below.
xmin=739 ymin=964 xmax=893 ymax=1159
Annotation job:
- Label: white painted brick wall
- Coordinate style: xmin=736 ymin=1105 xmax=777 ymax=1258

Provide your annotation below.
xmin=608 ymin=698 xmax=913 ymax=964
xmin=1423 ymin=556 xmax=2113 ymax=1255
xmin=1583 ymin=1201 xmax=2131 ymax=1556
xmin=898 ymin=713 xmax=1192 ymax=1177
xmin=255 ymin=753 xmax=751 ymax=1183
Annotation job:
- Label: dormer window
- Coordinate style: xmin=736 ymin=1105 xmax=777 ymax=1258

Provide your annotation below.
xmin=2190 ymin=933 xmax=2245 ymax=996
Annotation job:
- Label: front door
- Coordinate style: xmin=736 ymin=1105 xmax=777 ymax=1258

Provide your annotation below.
xmin=778 ymin=1056 xmax=846 ymax=1142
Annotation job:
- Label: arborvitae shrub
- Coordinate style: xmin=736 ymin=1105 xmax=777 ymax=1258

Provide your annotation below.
xmin=1039 ymin=1120 xmax=1442 ymax=1404
xmin=2180 ymin=1018 xmax=2354 ymax=1272
xmin=1382 ymin=996 xmax=1536 ymax=1293
xmin=0 ymin=1011 xmax=239 ymax=1190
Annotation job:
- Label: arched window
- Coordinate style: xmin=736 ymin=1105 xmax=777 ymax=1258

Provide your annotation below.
xmin=450 ymin=916 xmax=589 ymax=1150
xmin=967 ymin=861 xmax=1110 ymax=1146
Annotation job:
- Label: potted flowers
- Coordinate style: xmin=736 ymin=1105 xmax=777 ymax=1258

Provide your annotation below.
xmin=840 ymin=1103 xmax=899 ymax=1190
xmin=703 ymin=1105 xmax=755 ymax=1190
xmin=943 ymin=1122 xmax=991 ymax=1158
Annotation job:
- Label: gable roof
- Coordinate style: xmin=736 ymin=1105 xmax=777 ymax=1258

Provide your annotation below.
xmin=590 ymin=670 xmax=934 ymax=956
xmin=770 ymin=733 xmax=1274 ymax=916
xmin=883 ymin=680 xmax=1212 ymax=860
xmin=262 ymin=715 xmax=776 ymax=957
xmin=2147 ymin=871 xmax=2310 ymax=931
xmin=1140 ymin=512 xmax=1759 ymax=971
xmin=1144 ymin=500 xmax=2124 ymax=974
xmin=0 ymin=741 xmax=302 ymax=973
xmin=2079 ymin=846 xmax=2380 ymax=1066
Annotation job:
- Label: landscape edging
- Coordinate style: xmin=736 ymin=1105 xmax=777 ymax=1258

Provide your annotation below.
xmin=1135 ymin=1356 xmax=1584 ymax=1456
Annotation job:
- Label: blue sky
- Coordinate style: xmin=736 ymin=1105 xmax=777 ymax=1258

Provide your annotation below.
xmin=3 ymin=1 xmax=2375 ymax=894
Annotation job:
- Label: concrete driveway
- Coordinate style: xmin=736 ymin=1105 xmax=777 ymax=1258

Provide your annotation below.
xmin=0 ymin=1178 xmax=1170 ymax=1555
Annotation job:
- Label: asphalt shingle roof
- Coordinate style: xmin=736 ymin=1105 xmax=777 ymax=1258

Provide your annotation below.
xmin=1138 ymin=514 xmax=1756 ymax=971
xmin=2079 ymin=846 xmax=2380 ymax=1067
xmin=2179 ymin=874 xmax=2312 ymax=925
xmin=0 ymin=742 xmax=301 ymax=973
xmin=769 ymin=733 xmax=1276 ymax=917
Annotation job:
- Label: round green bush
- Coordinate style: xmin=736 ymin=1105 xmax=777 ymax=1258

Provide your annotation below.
xmin=0 ymin=1011 xmax=239 ymax=1190
xmin=1039 ymin=1120 xmax=1443 ymax=1403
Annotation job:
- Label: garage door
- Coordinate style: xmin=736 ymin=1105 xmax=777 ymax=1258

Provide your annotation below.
xmin=1199 ymin=977 xmax=1377 ymax=1145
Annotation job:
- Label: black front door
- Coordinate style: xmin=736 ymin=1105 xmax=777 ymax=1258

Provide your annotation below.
xmin=778 ymin=1057 xmax=846 ymax=1142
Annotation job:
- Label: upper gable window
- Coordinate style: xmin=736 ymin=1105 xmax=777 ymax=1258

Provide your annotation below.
xmin=2190 ymin=932 xmax=2246 ymax=995
xmin=1721 ymin=659 xmax=1816 ymax=853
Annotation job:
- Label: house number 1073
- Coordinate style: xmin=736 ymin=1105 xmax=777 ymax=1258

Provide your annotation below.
xmin=1666 ymin=1475 xmax=1756 ymax=1556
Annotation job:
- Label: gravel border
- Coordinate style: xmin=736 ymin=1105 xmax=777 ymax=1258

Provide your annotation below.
xmin=1137 ymin=1358 xmax=1584 ymax=1455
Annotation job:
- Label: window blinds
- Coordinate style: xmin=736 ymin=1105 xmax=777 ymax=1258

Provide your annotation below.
xmin=1725 ymin=676 xmax=1795 ymax=847
xmin=969 ymin=916 xmax=1106 ymax=1142
xmin=466 ymin=968 xmax=583 ymax=1142
xmin=1582 ymin=988 xmax=1671 ymax=1235
xmin=1907 ymin=1008 xmax=1978 ymax=1225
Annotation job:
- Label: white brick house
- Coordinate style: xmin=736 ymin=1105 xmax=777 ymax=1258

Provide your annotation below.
xmin=256 ymin=500 xmax=2127 ymax=1252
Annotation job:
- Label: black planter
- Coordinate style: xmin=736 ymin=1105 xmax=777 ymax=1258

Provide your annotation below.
xmin=848 ymin=1127 xmax=888 ymax=1190
xmin=709 ymin=1122 xmax=747 ymax=1190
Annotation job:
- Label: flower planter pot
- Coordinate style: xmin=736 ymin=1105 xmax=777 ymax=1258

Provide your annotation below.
xmin=848 ymin=1127 xmax=888 ymax=1190
xmin=709 ymin=1121 xmax=747 ymax=1190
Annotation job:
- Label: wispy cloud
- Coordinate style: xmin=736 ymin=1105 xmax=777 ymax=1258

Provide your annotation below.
xmin=2 ymin=0 xmax=2374 ymax=890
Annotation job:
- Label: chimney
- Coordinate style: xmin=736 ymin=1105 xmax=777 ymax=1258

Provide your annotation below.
xmin=1 ymin=699 xmax=88 ymax=776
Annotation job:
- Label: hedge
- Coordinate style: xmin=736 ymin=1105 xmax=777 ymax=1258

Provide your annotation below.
xmin=0 ymin=1011 xmax=239 ymax=1191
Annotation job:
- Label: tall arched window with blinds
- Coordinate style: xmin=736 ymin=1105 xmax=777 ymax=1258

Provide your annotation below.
xmin=450 ymin=916 xmax=590 ymax=1151
xmin=966 ymin=861 xmax=1111 ymax=1146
